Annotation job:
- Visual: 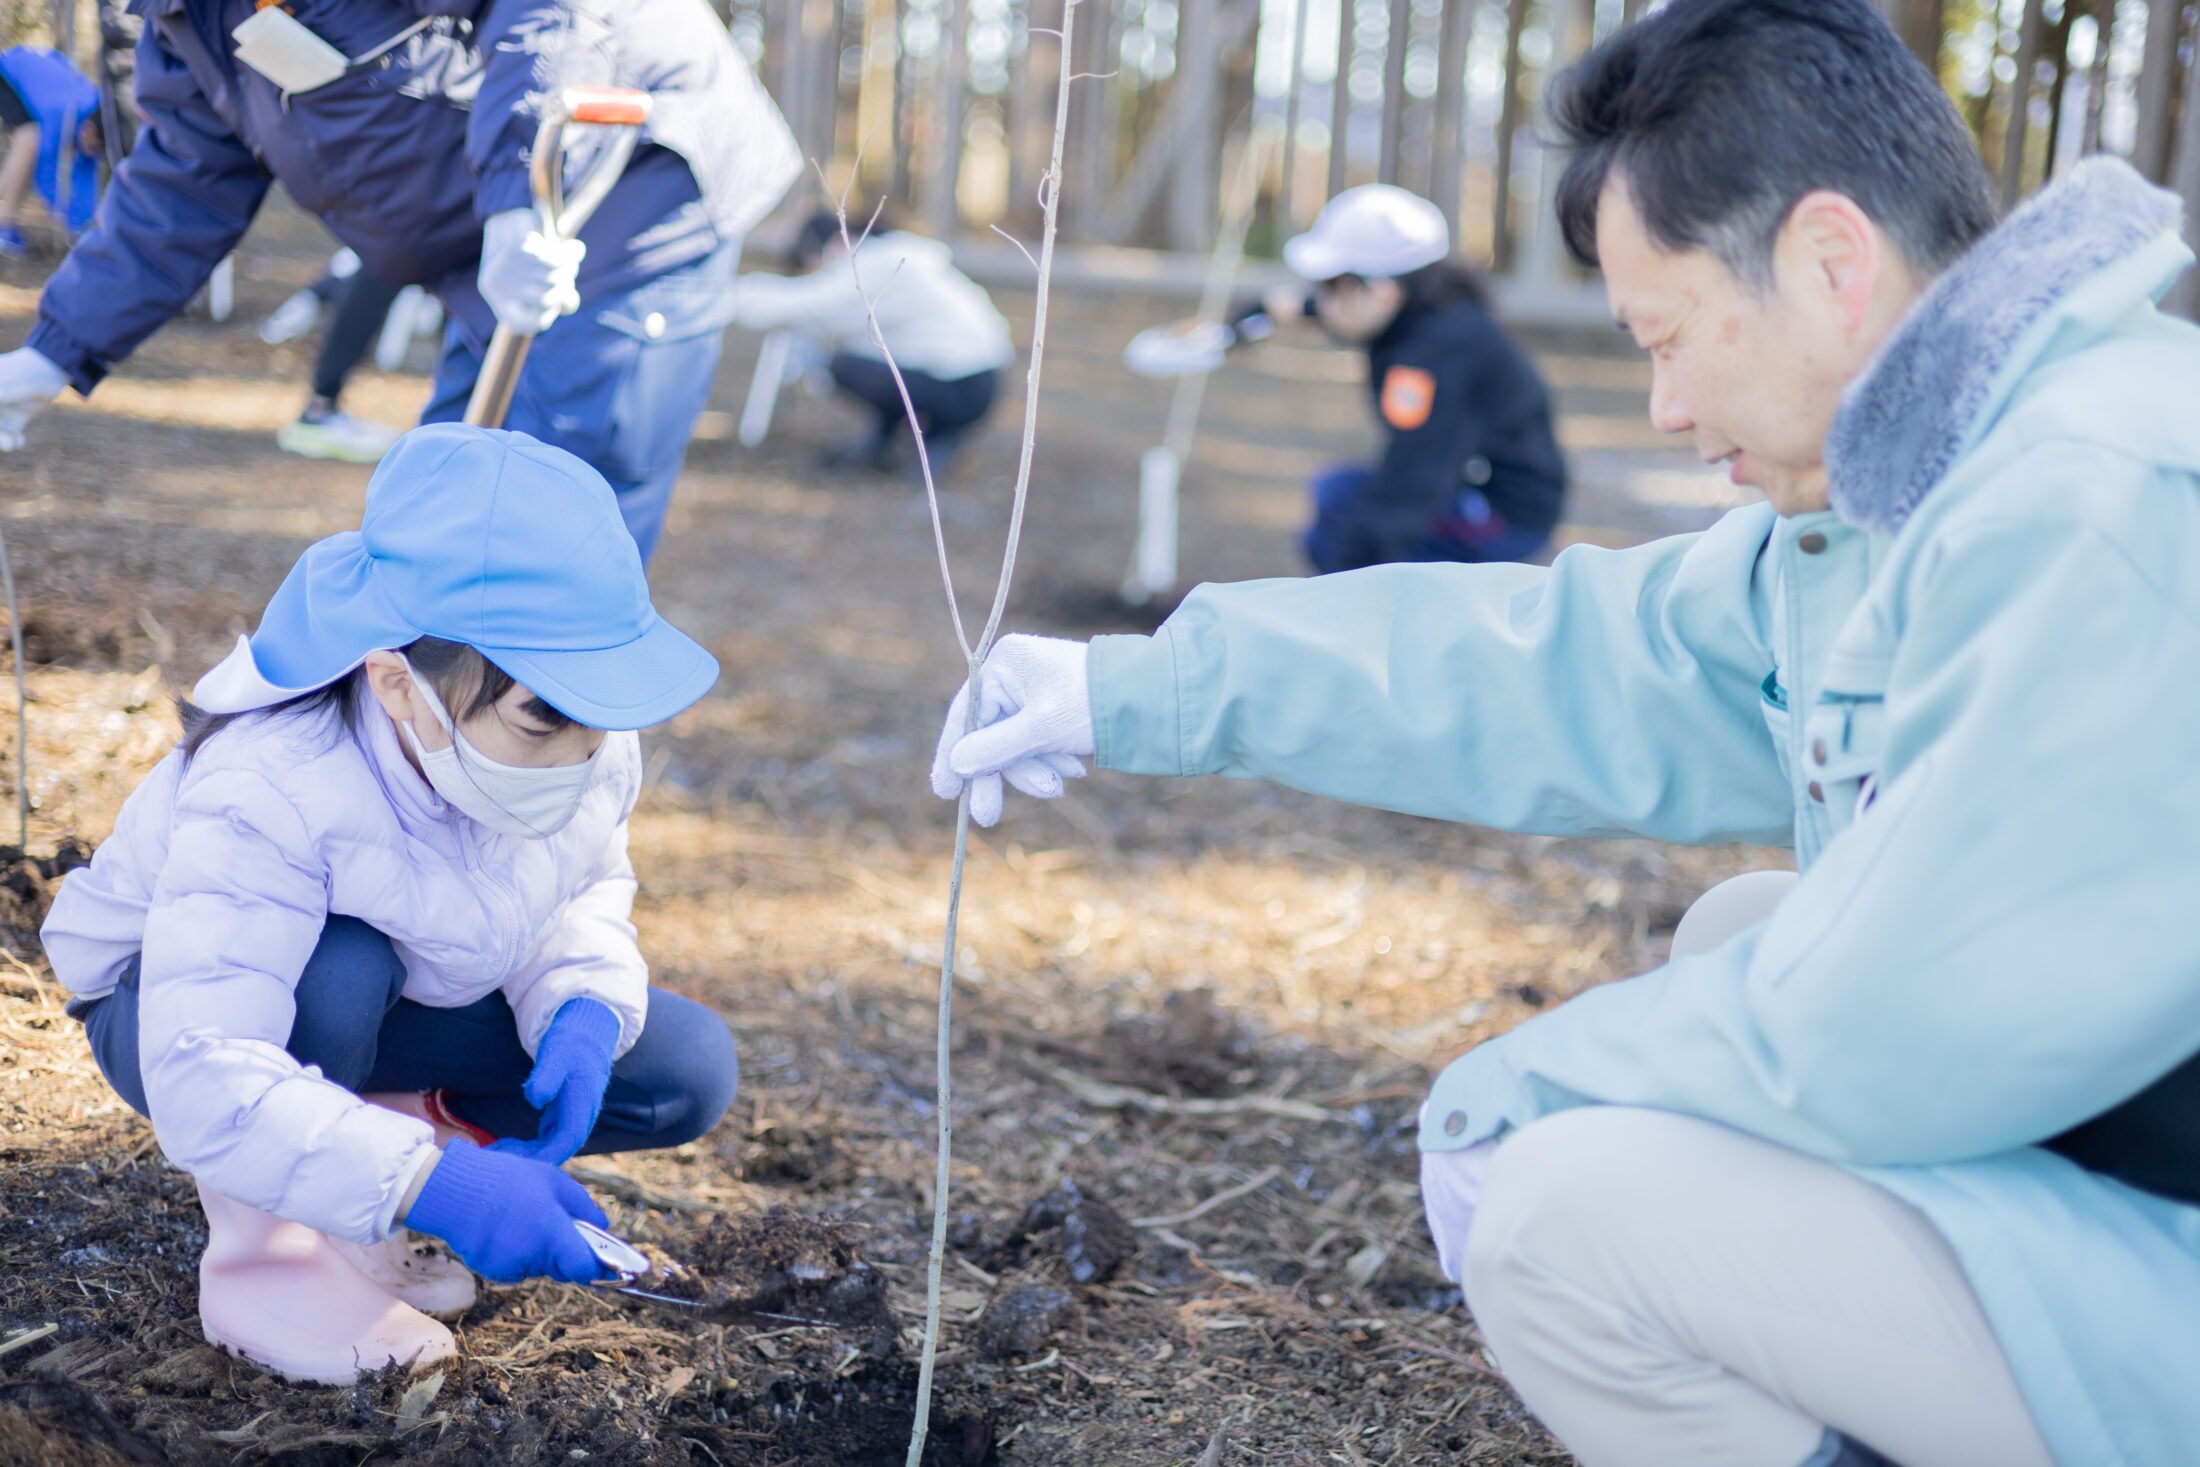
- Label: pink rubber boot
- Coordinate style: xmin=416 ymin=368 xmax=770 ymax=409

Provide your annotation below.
xmin=331 ymin=1091 xmax=495 ymax=1318
xmin=195 ymin=1181 xmax=453 ymax=1385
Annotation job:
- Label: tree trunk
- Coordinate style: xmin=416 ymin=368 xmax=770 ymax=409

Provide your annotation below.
xmin=1168 ymin=0 xmax=1220 ymax=250
xmin=1491 ymin=0 xmax=1531 ymax=274
xmin=892 ymin=0 xmax=914 ymax=206
xmin=1327 ymin=0 xmax=1356 ymax=200
xmin=2082 ymin=0 xmax=2119 ymax=155
xmin=2041 ymin=5 xmax=2078 ymax=178
xmin=2131 ymin=0 xmax=2183 ymax=182
xmin=1378 ymin=0 xmax=1410 ymax=184
xmin=1429 ymin=0 xmax=1471 ymax=237
xmin=1277 ymin=0 xmax=1308 ymax=229
xmin=925 ymin=0 xmax=967 ymax=239
xmin=1880 ymin=0 xmax=1945 ymax=75
xmin=1066 ymin=0 xmax=1110 ymax=236
xmin=1999 ymin=0 xmax=2046 ymax=208
xmin=2163 ymin=9 xmax=2200 ymax=317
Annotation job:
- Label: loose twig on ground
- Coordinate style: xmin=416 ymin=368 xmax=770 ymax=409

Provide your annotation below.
xmin=1009 ymin=1051 xmax=1350 ymax=1126
xmin=1130 ymin=1165 xmax=1283 ymax=1229
xmin=0 ymin=1321 xmax=56 ymax=1358
xmin=566 ymin=1162 xmax=726 ymax=1214
xmin=822 ymin=9 xmax=1085 ymax=1464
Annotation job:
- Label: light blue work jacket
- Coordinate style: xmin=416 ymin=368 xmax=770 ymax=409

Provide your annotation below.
xmin=1087 ymin=157 xmax=2200 ymax=1466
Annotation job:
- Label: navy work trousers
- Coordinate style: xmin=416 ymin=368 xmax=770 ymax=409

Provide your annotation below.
xmin=828 ymin=350 xmax=999 ymax=450
xmin=1304 ymin=463 xmax=1551 ymax=575
xmin=76 ymin=917 xmax=738 ymax=1156
xmin=420 ymin=243 xmax=741 ymax=563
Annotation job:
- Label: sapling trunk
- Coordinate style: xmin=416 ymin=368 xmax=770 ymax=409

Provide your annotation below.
xmin=822 ymin=12 xmax=1083 ymax=1459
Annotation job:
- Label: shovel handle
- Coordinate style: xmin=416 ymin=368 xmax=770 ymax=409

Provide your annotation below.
xmin=464 ymin=85 xmax=653 ymax=428
xmin=560 ymin=86 xmax=651 ymax=127
xmin=530 ymin=86 xmax=653 ymax=244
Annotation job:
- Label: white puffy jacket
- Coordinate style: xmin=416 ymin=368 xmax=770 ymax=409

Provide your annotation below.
xmin=732 ymin=231 xmax=1016 ymax=381
xmin=41 ymin=697 xmax=647 ymax=1244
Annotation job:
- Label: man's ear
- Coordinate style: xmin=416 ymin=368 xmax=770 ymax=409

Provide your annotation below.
xmin=1782 ymin=189 xmax=1882 ymax=333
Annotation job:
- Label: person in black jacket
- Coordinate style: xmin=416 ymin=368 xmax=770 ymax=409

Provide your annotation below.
xmin=1267 ymin=184 xmax=1567 ymax=573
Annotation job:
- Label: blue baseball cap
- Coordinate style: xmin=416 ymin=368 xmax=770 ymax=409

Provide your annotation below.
xmin=192 ymin=424 xmax=719 ymax=729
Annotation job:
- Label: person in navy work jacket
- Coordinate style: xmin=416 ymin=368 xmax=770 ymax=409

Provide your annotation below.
xmin=0 ymin=0 xmax=800 ymax=561
xmin=1262 ymin=184 xmax=1567 ymax=574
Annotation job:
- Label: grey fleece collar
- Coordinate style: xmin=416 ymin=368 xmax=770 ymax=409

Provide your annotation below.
xmin=1825 ymin=157 xmax=2183 ymax=535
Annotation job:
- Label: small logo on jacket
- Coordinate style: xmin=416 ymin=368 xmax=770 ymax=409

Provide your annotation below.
xmin=1380 ymin=365 xmax=1436 ymax=430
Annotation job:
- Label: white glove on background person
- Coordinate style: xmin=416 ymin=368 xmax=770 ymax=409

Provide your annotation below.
xmin=930 ymin=634 xmax=1095 ymax=827
xmin=478 ymin=208 xmax=585 ymax=335
xmin=0 ymin=347 xmax=68 ymax=451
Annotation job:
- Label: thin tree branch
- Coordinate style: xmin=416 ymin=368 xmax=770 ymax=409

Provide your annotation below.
xmin=988 ymin=223 xmax=1043 ymax=273
xmin=817 ymin=150 xmax=973 ymax=662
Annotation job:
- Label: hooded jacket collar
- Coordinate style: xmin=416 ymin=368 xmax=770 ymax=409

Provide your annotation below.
xmin=1826 ymin=157 xmax=2185 ymax=535
xmin=356 ymin=688 xmax=452 ymax=831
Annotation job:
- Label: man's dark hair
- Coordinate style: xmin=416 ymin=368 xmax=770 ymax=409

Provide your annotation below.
xmin=1551 ymin=0 xmax=1996 ymax=285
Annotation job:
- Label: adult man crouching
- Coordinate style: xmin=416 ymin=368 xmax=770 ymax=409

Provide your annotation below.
xmin=932 ymin=1 xmax=2200 ymax=1461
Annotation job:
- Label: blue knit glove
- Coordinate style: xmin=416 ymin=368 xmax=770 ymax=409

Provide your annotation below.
xmin=403 ymin=1141 xmax=610 ymax=1283
xmin=494 ymin=997 xmax=621 ymax=1164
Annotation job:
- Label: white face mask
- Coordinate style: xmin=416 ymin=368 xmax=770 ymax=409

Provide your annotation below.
xmin=396 ymin=657 xmax=600 ymax=839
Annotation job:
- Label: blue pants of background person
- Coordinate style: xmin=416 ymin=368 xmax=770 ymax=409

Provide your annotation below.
xmin=1303 ymin=463 xmax=1551 ymax=575
xmin=420 ymin=244 xmax=742 ymax=563
xmin=74 ymin=917 xmax=738 ymax=1154
xmin=827 ymin=350 xmax=999 ymax=459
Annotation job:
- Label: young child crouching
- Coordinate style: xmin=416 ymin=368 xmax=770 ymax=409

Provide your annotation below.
xmin=42 ymin=424 xmax=734 ymax=1383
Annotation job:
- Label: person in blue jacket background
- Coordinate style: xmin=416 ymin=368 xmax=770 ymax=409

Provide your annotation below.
xmin=0 ymin=0 xmax=800 ymax=561
xmin=1248 ymin=183 xmax=1567 ymax=574
xmin=931 ymin=3 xmax=2200 ymax=1465
xmin=0 ymin=45 xmax=104 ymax=254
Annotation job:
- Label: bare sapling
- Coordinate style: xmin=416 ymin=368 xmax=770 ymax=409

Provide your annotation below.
xmin=819 ymin=6 xmax=1083 ymax=1461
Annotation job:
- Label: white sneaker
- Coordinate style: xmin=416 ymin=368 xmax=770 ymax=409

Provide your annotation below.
xmin=277 ymin=411 xmax=400 ymax=463
xmin=327 ymin=1229 xmax=479 ymax=1320
xmin=259 ymin=288 xmax=323 ymax=345
xmin=374 ymin=285 xmax=441 ymax=372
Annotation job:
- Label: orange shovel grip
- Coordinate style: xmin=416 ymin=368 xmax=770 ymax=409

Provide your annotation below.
xmin=558 ymin=86 xmax=652 ymax=127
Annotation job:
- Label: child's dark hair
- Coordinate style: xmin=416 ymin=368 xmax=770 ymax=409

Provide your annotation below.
xmin=791 ymin=209 xmax=847 ymax=272
xmin=1397 ymin=256 xmax=1489 ymax=311
xmin=175 ymin=637 xmax=574 ymax=764
xmin=791 ymin=205 xmax=909 ymax=272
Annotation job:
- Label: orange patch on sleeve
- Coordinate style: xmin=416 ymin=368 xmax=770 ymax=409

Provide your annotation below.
xmin=1380 ymin=365 xmax=1437 ymax=431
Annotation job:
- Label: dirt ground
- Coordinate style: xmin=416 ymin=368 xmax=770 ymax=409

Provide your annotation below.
xmin=0 ymin=193 xmax=1780 ymax=1465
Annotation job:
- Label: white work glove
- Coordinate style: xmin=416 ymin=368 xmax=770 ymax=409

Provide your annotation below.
xmin=0 ymin=347 xmax=68 ymax=451
xmin=478 ymin=208 xmax=585 ymax=335
xmin=930 ymin=634 xmax=1095 ymax=827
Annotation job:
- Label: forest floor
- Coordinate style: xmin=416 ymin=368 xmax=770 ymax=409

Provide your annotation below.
xmin=0 ymin=194 xmax=1776 ymax=1465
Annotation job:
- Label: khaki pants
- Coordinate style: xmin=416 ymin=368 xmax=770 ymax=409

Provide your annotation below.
xmin=1421 ymin=873 xmax=2055 ymax=1467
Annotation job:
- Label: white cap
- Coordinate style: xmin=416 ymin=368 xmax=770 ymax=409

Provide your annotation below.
xmin=1282 ymin=184 xmax=1451 ymax=281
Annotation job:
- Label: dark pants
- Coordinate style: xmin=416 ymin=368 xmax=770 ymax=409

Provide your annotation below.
xmin=1303 ymin=463 xmax=1552 ymax=575
xmin=829 ymin=351 xmax=998 ymax=450
xmin=420 ymin=244 xmax=740 ymax=562
xmin=76 ymin=917 xmax=738 ymax=1155
xmin=312 ymin=269 xmax=405 ymax=404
